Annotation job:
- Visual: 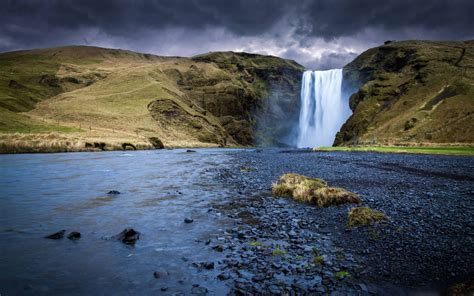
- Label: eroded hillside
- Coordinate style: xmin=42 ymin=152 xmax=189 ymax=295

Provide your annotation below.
xmin=0 ymin=46 xmax=303 ymax=152
xmin=336 ymin=40 xmax=474 ymax=146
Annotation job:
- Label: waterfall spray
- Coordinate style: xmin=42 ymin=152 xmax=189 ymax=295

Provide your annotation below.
xmin=296 ymin=69 xmax=351 ymax=148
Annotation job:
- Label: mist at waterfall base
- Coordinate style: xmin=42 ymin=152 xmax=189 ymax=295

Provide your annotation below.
xmin=296 ymin=69 xmax=352 ymax=148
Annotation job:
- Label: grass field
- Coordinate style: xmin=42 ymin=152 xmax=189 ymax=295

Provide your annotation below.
xmin=314 ymin=146 xmax=474 ymax=156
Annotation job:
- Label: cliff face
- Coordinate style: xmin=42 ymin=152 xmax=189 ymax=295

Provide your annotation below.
xmin=335 ymin=40 xmax=474 ymax=146
xmin=0 ymin=46 xmax=303 ymax=151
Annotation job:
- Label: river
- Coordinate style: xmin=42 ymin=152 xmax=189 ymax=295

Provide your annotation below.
xmin=0 ymin=149 xmax=237 ymax=295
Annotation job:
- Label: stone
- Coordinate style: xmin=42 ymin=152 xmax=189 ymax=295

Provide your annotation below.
xmin=184 ymin=218 xmax=194 ymax=223
xmin=212 ymin=245 xmax=224 ymax=252
xmin=108 ymin=190 xmax=121 ymax=194
xmin=45 ymin=230 xmax=66 ymax=239
xmin=153 ymin=271 xmax=169 ymax=278
xmin=114 ymin=228 xmax=140 ymax=245
xmin=67 ymin=231 xmax=81 ymax=240
xmin=217 ymin=273 xmax=230 ymax=280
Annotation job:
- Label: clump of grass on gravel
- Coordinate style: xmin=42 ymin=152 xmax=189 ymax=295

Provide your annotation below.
xmin=335 ymin=271 xmax=351 ymax=280
xmin=272 ymin=173 xmax=360 ymax=207
xmin=348 ymin=207 xmax=388 ymax=227
xmin=272 ymin=248 xmax=287 ymax=256
xmin=313 ymin=255 xmax=325 ymax=266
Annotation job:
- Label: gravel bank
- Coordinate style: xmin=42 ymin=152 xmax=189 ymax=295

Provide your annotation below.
xmin=213 ymin=149 xmax=474 ymax=295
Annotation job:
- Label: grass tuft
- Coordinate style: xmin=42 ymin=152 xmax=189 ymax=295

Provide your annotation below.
xmin=313 ymin=255 xmax=325 ymax=266
xmin=335 ymin=271 xmax=351 ymax=280
xmin=272 ymin=248 xmax=287 ymax=256
xmin=312 ymin=187 xmax=361 ymax=207
xmin=348 ymin=207 xmax=388 ymax=227
xmin=272 ymin=173 xmax=359 ymax=207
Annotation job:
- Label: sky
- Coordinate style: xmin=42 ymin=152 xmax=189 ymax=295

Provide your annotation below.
xmin=1 ymin=0 xmax=473 ymax=69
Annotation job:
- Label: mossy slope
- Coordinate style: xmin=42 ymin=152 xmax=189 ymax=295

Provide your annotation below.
xmin=0 ymin=46 xmax=304 ymax=152
xmin=336 ymin=40 xmax=474 ymax=146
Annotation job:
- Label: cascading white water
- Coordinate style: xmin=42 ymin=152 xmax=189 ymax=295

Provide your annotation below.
xmin=296 ymin=69 xmax=351 ymax=148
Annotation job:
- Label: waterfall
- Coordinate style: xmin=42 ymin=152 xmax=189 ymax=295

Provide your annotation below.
xmin=296 ymin=69 xmax=351 ymax=148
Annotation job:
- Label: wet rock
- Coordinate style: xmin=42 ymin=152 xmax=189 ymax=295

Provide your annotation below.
xmin=191 ymin=285 xmax=208 ymax=295
xmin=217 ymin=272 xmax=230 ymax=280
xmin=108 ymin=190 xmax=121 ymax=194
xmin=114 ymin=228 xmax=140 ymax=245
xmin=67 ymin=231 xmax=81 ymax=240
xmin=160 ymin=287 xmax=168 ymax=291
xmin=184 ymin=218 xmax=194 ymax=223
xmin=45 ymin=230 xmax=66 ymax=239
xmin=203 ymin=262 xmax=214 ymax=269
xmin=212 ymin=245 xmax=224 ymax=252
xmin=186 ymin=150 xmax=196 ymax=153
xmin=153 ymin=271 xmax=169 ymax=278
xmin=193 ymin=262 xmax=214 ymax=270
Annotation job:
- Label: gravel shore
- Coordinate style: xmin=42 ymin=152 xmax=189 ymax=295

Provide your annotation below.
xmin=213 ymin=149 xmax=474 ymax=295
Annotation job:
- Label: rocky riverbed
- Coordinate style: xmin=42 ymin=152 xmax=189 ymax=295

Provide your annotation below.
xmin=210 ymin=149 xmax=474 ymax=295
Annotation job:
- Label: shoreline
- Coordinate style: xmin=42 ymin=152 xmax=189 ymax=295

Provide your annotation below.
xmin=313 ymin=145 xmax=474 ymax=157
xmin=1 ymin=144 xmax=474 ymax=156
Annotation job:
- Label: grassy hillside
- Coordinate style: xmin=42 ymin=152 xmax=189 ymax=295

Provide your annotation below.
xmin=0 ymin=46 xmax=303 ymax=153
xmin=335 ymin=40 xmax=474 ymax=146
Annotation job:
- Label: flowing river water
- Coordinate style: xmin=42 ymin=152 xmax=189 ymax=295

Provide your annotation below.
xmin=0 ymin=149 xmax=238 ymax=295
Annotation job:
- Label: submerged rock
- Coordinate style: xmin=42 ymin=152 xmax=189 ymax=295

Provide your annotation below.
xmin=184 ymin=218 xmax=194 ymax=223
xmin=108 ymin=190 xmax=121 ymax=194
xmin=217 ymin=273 xmax=231 ymax=280
xmin=45 ymin=230 xmax=66 ymax=239
xmin=193 ymin=261 xmax=214 ymax=270
xmin=186 ymin=149 xmax=196 ymax=153
xmin=114 ymin=228 xmax=140 ymax=245
xmin=153 ymin=270 xmax=169 ymax=278
xmin=67 ymin=231 xmax=81 ymax=240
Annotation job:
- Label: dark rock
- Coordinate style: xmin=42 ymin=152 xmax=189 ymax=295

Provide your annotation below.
xmin=186 ymin=149 xmax=196 ymax=153
xmin=153 ymin=271 xmax=169 ymax=278
xmin=191 ymin=285 xmax=208 ymax=295
xmin=39 ymin=75 xmax=60 ymax=87
xmin=108 ymin=190 xmax=121 ymax=194
xmin=217 ymin=273 xmax=230 ymax=280
xmin=121 ymin=143 xmax=137 ymax=150
xmin=160 ymin=287 xmax=168 ymax=291
xmin=8 ymin=80 xmax=24 ymax=89
xmin=45 ymin=229 xmax=66 ymax=239
xmin=67 ymin=231 xmax=81 ymax=240
xmin=114 ymin=228 xmax=140 ymax=245
xmin=184 ymin=218 xmax=194 ymax=223
xmin=203 ymin=262 xmax=214 ymax=269
xmin=193 ymin=261 xmax=214 ymax=270
xmin=93 ymin=142 xmax=107 ymax=150
xmin=85 ymin=142 xmax=93 ymax=148
xmin=148 ymin=137 xmax=164 ymax=149
xmin=212 ymin=245 xmax=224 ymax=252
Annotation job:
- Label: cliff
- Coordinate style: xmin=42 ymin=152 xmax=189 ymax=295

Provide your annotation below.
xmin=335 ymin=40 xmax=474 ymax=146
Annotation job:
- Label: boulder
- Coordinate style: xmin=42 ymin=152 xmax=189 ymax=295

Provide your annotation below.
xmin=45 ymin=230 xmax=66 ymax=239
xmin=114 ymin=228 xmax=140 ymax=245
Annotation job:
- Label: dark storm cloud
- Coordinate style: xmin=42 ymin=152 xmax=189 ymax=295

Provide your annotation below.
xmin=1 ymin=0 xmax=473 ymax=68
xmin=295 ymin=0 xmax=474 ymax=40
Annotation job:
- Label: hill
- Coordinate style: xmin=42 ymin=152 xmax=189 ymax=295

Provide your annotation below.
xmin=0 ymin=46 xmax=303 ymax=152
xmin=335 ymin=40 xmax=474 ymax=146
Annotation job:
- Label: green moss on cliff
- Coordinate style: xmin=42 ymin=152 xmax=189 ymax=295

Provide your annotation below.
xmin=337 ymin=40 xmax=474 ymax=146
